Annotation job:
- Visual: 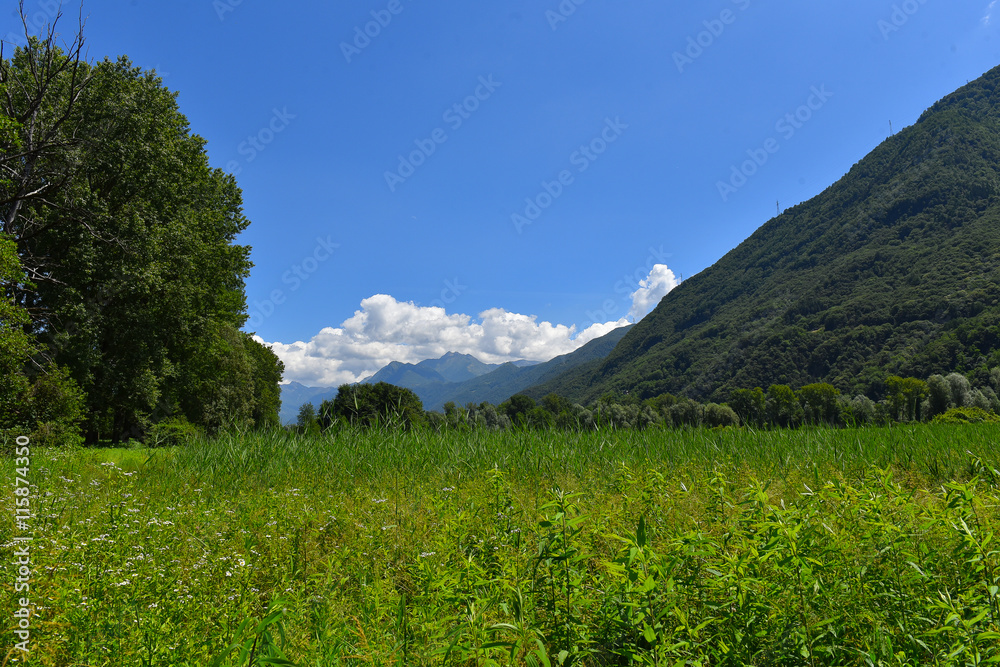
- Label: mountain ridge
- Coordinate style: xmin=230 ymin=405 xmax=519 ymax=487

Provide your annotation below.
xmin=523 ymin=64 xmax=1000 ymax=403
xmin=278 ymin=325 xmax=632 ymax=422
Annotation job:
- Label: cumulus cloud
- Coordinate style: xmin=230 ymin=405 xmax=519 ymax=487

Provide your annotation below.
xmin=262 ymin=264 xmax=680 ymax=387
xmin=628 ymin=264 xmax=679 ymax=321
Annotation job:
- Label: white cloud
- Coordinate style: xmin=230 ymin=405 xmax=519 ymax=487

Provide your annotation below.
xmin=262 ymin=264 xmax=680 ymax=387
xmin=984 ymin=0 xmax=997 ymax=25
xmin=261 ymin=296 xmax=624 ymax=386
xmin=628 ymin=264 xmax=680 ymax=321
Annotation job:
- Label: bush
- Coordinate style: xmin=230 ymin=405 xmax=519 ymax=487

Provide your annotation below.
xmin=931 ymin=406 xmax=1000 ymax=424
xmin=1 ymin=366 xmax=87 ymax=447
xmin=147 ymin=417 xmax=203 ymax=448
xmin=704 ymin=403 xmax=739 ymax=428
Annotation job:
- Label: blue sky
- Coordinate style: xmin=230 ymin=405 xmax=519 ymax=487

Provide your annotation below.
xmin=6 ymin=0 xmax=1000 ymax=386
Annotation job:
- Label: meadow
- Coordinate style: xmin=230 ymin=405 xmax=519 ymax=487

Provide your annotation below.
xmin=3 ymin=425 xmax=1000 ymax=666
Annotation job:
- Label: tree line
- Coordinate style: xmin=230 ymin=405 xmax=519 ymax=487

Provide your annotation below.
xmin=1 ymin=12 xmax=282 ymax=446
xmin=295 ymin=369 xmax=1000 ymax=434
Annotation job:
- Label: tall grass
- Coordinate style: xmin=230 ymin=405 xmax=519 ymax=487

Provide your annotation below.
xmin=165 ymin=423 xmax=1000 ymax=490
xmin=2 ymin=424 xmax=999 ymax=664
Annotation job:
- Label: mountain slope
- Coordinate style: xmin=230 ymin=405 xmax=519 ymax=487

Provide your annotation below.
xmin=277 ymin=327 xmax=633 ymax=422
xmin=417 ymin=325 xmax=633 ymax=410
xmin=361 ymin=352 xmax=500 ymax=387
xmin=526 ymin=65 xmax=1000 ymax=404
xmin=278 ymin=382 xmax=338 ymax=425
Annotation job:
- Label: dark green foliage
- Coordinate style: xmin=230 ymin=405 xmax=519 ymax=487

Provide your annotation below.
xmin=667 ymin=398 xmax=703 ymax=428
xmin=926 ymin=374 xmax=952 ymax=417
xmin=19 ymin=365 xmax=86 ymax=447
xmin=931 ymin=406 xmax=1000 ymax=424
xmin=703 ymin=402 xmax=739 ymax=427
xmin=0 ymin=234 xmax=32 ymax=427
xmin=884 ymin=376 xmax=928 ymax=422
xmin=1 ymin=234 xmax=85 ymax=445
xmin=146 ymin=417 xmax=202 ymax=448
xmin=296 ymin=403 xmax=317 ymax=431
xmin=766 ymin=384 xmax=803 ymax=428
xmin=529 ymin=65 xmax=1000 ymax=405
xmin=796 ymin=383 xmax=841 ymax=425
xmin=321 ymin=382 xmax=426 ymax=430
xmin=728 ymin=387 xmax=766 ymax=427
xmin=1 ymin=32 xmax=283 ymax=442
xmin=499 ymin=394 xmax=538 ymax=428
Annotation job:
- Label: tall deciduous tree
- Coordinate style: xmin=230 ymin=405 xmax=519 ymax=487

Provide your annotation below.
xmin=1 ymin=11 xmax=283 ymax=441
xmin=323 ymin=382 xmax=425 ymax=430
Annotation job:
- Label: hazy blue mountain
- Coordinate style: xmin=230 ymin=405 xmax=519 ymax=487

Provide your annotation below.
xmin=417 ymin=325 xmax=634 ymax=411
xmin=361 ymin=352 xmax=501 ymax=386
xmin=278 ymin=382 xmax=338 ymax=425
xmin=278 ymin=327 xmax=631 ymax=422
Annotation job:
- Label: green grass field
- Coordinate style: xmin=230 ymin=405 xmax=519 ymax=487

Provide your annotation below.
xmin=3 ymin=425 xmax=1000 ymax=665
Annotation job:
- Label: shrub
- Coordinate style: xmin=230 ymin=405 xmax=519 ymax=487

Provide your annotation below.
xmin=703 ymin=402 xmax=739 ymax=428
xmin=931 ymin=406 xmax=1000 ymax=424
xmin=147 ymin=417 xmax=203 ymax=448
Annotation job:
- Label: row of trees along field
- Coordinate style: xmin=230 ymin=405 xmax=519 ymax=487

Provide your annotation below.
xmin=0 ymin=18 xmax=283 ymax=445
xmin=296 ymin=369 xmax=1000 ymax=434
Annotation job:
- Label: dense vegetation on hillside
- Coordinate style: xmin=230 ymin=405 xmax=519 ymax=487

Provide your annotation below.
xmin=529 ymin=65 xmax=1000 ymax=405
xmin=0 ymin=25 xmax=282 ymax=443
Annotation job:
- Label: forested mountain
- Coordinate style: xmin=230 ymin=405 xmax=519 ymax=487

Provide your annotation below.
xmin=416 ymin=325 xmax=632 ymax=410
xmin=1 ymin=31 xmax=282 ymax=443
xmin=526 ymin=65 xmax=1000 ymax=404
